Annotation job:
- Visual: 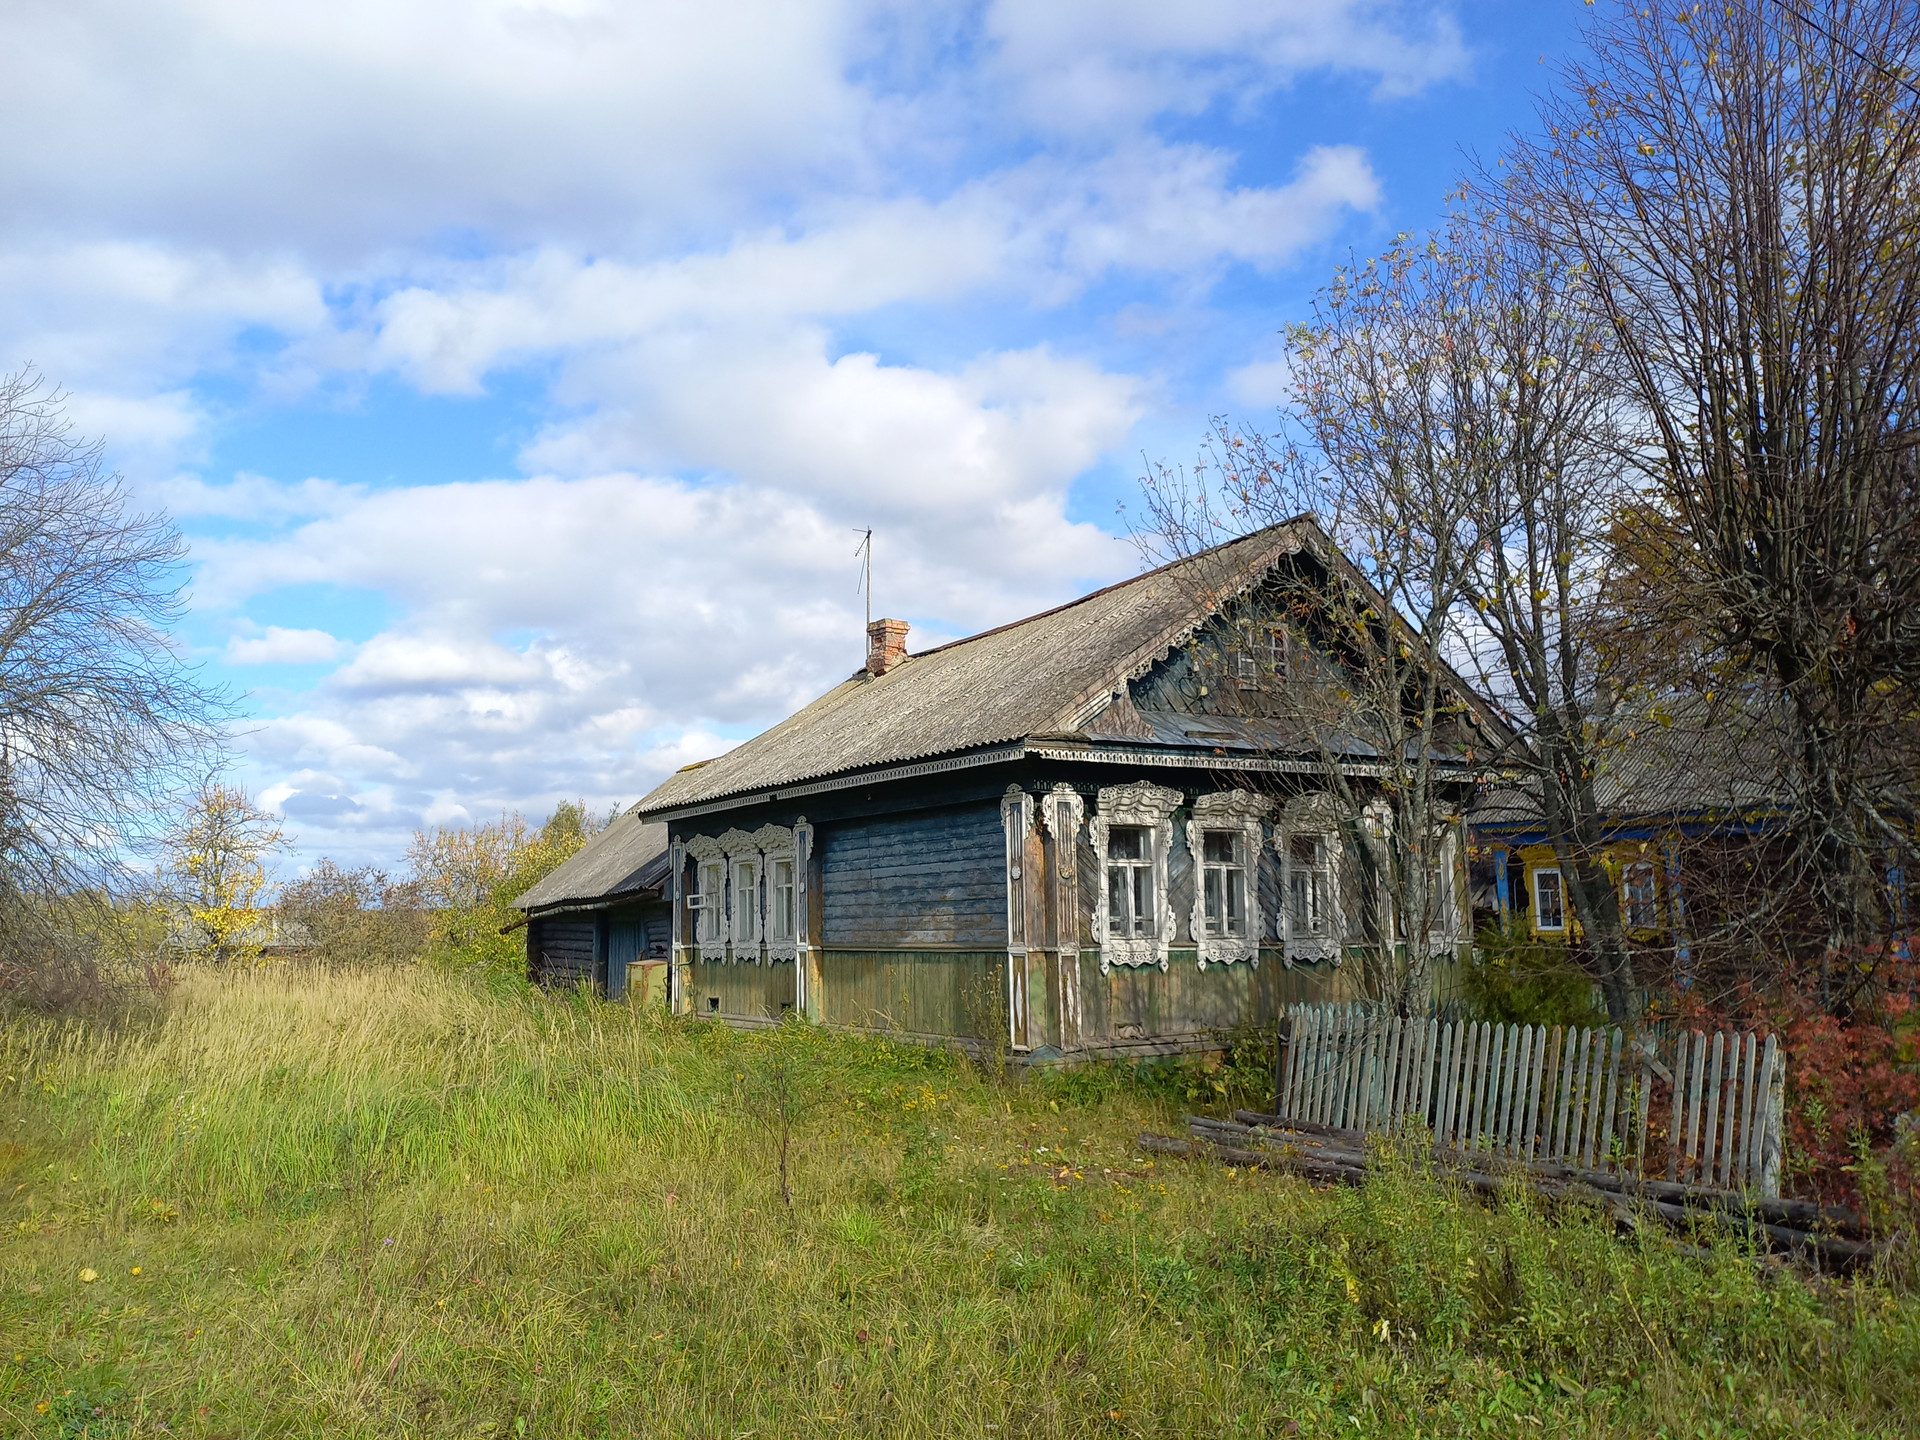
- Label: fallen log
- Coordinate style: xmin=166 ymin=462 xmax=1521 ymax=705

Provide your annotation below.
xmin=1226 ymin=1109 xmax=1867 ymax=1237
xmin=1189 ymin=1116 xmax=1884 ymax=1270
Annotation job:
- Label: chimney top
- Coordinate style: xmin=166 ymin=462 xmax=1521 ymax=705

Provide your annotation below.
xmin=866 ymin=617 xmax=910 ymax=676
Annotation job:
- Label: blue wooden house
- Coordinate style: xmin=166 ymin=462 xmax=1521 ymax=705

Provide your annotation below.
xmin=524 ymin=520 xmax=1502 ymax=1059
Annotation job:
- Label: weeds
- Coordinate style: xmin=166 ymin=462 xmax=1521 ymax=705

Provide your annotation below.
xmin=0 ymin=966 xmax=1915 ymax=1437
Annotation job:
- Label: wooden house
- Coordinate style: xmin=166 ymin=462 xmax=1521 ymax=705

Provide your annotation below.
xmin=520 ymin=519 xmax=1502 ymax=1060
xmin=1467 ymin=696 xmax=1791 ymax=965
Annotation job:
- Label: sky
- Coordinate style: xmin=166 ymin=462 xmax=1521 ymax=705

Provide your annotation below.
xmin=2 ymin=0 xmax=1589 ymax=873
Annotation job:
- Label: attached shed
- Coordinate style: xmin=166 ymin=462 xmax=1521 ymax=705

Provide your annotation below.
xmin=514 ymin=812 xmax=674 ymax=1003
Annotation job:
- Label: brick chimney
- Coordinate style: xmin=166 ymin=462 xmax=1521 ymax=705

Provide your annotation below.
xmin=866 ymin=617 xmax=910 ymax=676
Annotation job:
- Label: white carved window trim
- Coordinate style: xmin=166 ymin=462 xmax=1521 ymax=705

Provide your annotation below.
xmin=1090 ymin=781 xmax=1182 ymax=973
xmin=1186 ymin=789 xmax=1269 ymax=970
xmin=754 ymin=823 xmax=800 ymax=963
xmin=1425 ymin=825 xmax=1463 ymax=956
xmin=1046 ymin=784 xmax=1086 ymax=957
xmin=1278 ymin=794 xmax=1343 ymax=968
xmin=1533 ymin=866 xmax=1566 ymax=931
xmin=685 ymin=834 xmax=728 ymax=963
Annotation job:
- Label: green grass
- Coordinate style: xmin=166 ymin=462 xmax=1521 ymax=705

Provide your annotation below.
xmin=1 ymin=967 xmax=1917 ymax=1438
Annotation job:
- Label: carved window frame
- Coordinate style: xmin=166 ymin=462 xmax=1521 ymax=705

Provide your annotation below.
xmin=1186 ymin=789 xmax=1269 ymax=970
xmin=1278 ymin=794 xmax=1343 ymax=967
xmin=684 ymin=834 xmax=729 ymax=963
xmin=1090 ymin=781 xmax=1182 ymax=973
xmin=755 ymin=823 xmax=800 ymax=963
xmin=1424 ymin=824 xmax=1463 ymax=956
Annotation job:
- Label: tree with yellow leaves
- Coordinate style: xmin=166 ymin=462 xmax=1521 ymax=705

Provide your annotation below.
xmin=159 ymin=781 xmax=288 ymax=963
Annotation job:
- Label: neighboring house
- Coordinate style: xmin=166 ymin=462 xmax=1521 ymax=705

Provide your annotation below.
xmin=566 ymin=520 xmax=1503 ymax=1060
xmin=513 ymin=810 xmax=674 ymax=1003
xmin=1467 ymin=696 xmax=1790 ymax=955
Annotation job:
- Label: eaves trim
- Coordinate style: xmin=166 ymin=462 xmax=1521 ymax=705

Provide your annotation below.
xmin=639 ymin=736 xmax=1482 ymax=823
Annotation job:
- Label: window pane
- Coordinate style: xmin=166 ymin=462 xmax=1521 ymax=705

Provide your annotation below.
xmin=1203 ymin=830 xmax=1239 ymax=864
xmin=1107 ymin=865 xmax=1129 ymax=935
xmin=1623 ymin=863 xmax=1657 ymax=927
xmin=1226 ymin=869 xmax=1244 ymax=935
xmin=1203 ymin=868 xmax=1222 ymax=931
xmin=773 ymin=859 xmax=794 ymax=940
xmin=1108 ymin=827 xmax=1144 ymax=861
xmin=1132 ymin=866 xmax=1153 ymax=935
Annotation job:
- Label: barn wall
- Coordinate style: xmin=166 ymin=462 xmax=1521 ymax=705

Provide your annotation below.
xmin=531 ymin=917 xmax=598 ymax=988
xmin=819 ymin=802 xmax=1005 ymax=948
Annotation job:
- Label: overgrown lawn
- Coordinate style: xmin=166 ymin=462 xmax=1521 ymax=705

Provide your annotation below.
xmin=1 ymin=968 xmax=1916 ymax=1437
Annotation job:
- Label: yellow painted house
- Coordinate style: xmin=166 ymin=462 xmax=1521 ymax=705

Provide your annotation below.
xmin=1467 ymin=697 xmax=1789 ymax=953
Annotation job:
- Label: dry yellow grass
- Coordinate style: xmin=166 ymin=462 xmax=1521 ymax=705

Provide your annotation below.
xmin=1 ymin=966 xmax=1916 ymax=1437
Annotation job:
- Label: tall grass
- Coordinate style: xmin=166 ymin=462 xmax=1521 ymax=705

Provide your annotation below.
xmin=2 ymin=967 xmax=1917 ymax=1437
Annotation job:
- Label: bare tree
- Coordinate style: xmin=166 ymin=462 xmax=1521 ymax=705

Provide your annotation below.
xmin=1430 ymin=184 xmax=1649 ymax=1029
xmin=1522 ymin=0 xmax=1920 ymax=999
xmin=0 ymin=368 xmax=228 ymax=920
xmin=1138 ymin=224 xmax=1502 ymax=1010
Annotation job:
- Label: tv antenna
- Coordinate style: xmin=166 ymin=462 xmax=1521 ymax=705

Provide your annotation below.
xmin=853 ymin=528 xmax=873 ymax=629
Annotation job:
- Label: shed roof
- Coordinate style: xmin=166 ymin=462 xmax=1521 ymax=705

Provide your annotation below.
xmin=513 ymin=811 xmax=671 ymax=913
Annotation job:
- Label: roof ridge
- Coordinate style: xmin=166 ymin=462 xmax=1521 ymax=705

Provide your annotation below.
xmin=903 ymin=518 xmax=1311 ymax=664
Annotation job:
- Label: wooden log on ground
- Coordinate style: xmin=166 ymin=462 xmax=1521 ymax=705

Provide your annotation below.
xmin=1228 ymin=1109 xmax=1867 ymax=1237
xmin=1138 ymin=1133 xmax=1366 ymax=1184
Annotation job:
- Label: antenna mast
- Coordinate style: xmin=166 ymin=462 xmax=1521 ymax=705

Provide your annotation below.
xmin=854 ymin=528 xmax=873 ymax=630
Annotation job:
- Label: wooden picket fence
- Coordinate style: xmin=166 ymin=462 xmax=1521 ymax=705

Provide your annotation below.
xmin=1274 ymin=1003 xmax=1786 ymax=1196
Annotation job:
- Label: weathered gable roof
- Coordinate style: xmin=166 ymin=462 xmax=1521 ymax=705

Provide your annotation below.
xmin=634 ymin=524 xmax=1312 ymax=816
xmin=514 ymin=811 xmax=671 ymax=912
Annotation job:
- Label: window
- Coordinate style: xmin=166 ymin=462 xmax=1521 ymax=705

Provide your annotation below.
xmin=1107 ymin=826 xmax=1154 ymax=937
xmin=1201 ymin=830 xmax=1247 ymax=937
xmin=1093 ymin=781 xmax=1183 ymax=972
xmin=1621 ymin=861 xmax=1657 ymax=928
xmin=771 ymin=857 xmax=796 ymax=944
xmin=731 ymin=857 xmax=759 ymax=947
xmin=1287 ymin=835 xmax=1330 ymax=938
xmin=697 ymin=860 xmax=725 ymax=943
xmin=1230 ymin=626 xmax=1287 ymax=690
xmin=1534 ymin=867 xmax=1566 ymax=931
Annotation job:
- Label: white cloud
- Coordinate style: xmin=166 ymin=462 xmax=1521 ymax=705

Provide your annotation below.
xmin=983 ymin=0 xmax=1469 ymax=130
xmin=225 ymin=626 xmax=347 ymax=665
xmin=0 ymin=0 xmax=1476 ymax=866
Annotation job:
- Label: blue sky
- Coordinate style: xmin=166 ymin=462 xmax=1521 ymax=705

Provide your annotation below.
xmin=2 ymin=0 xmax=1586 ymax=871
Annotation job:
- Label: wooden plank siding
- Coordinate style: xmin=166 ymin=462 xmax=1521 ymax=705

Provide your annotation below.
xmin=688 ymin=958 xmax=798 ymax=1023
xmin=819 ymin=802 xmax=1005 ymax=948
xmin=818 ymin=949 xmax=1004 ymax=1040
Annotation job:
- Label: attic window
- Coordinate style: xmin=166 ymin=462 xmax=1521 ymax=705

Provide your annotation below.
xmin=1231 ymin=626 xmax=1288 ymax=690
